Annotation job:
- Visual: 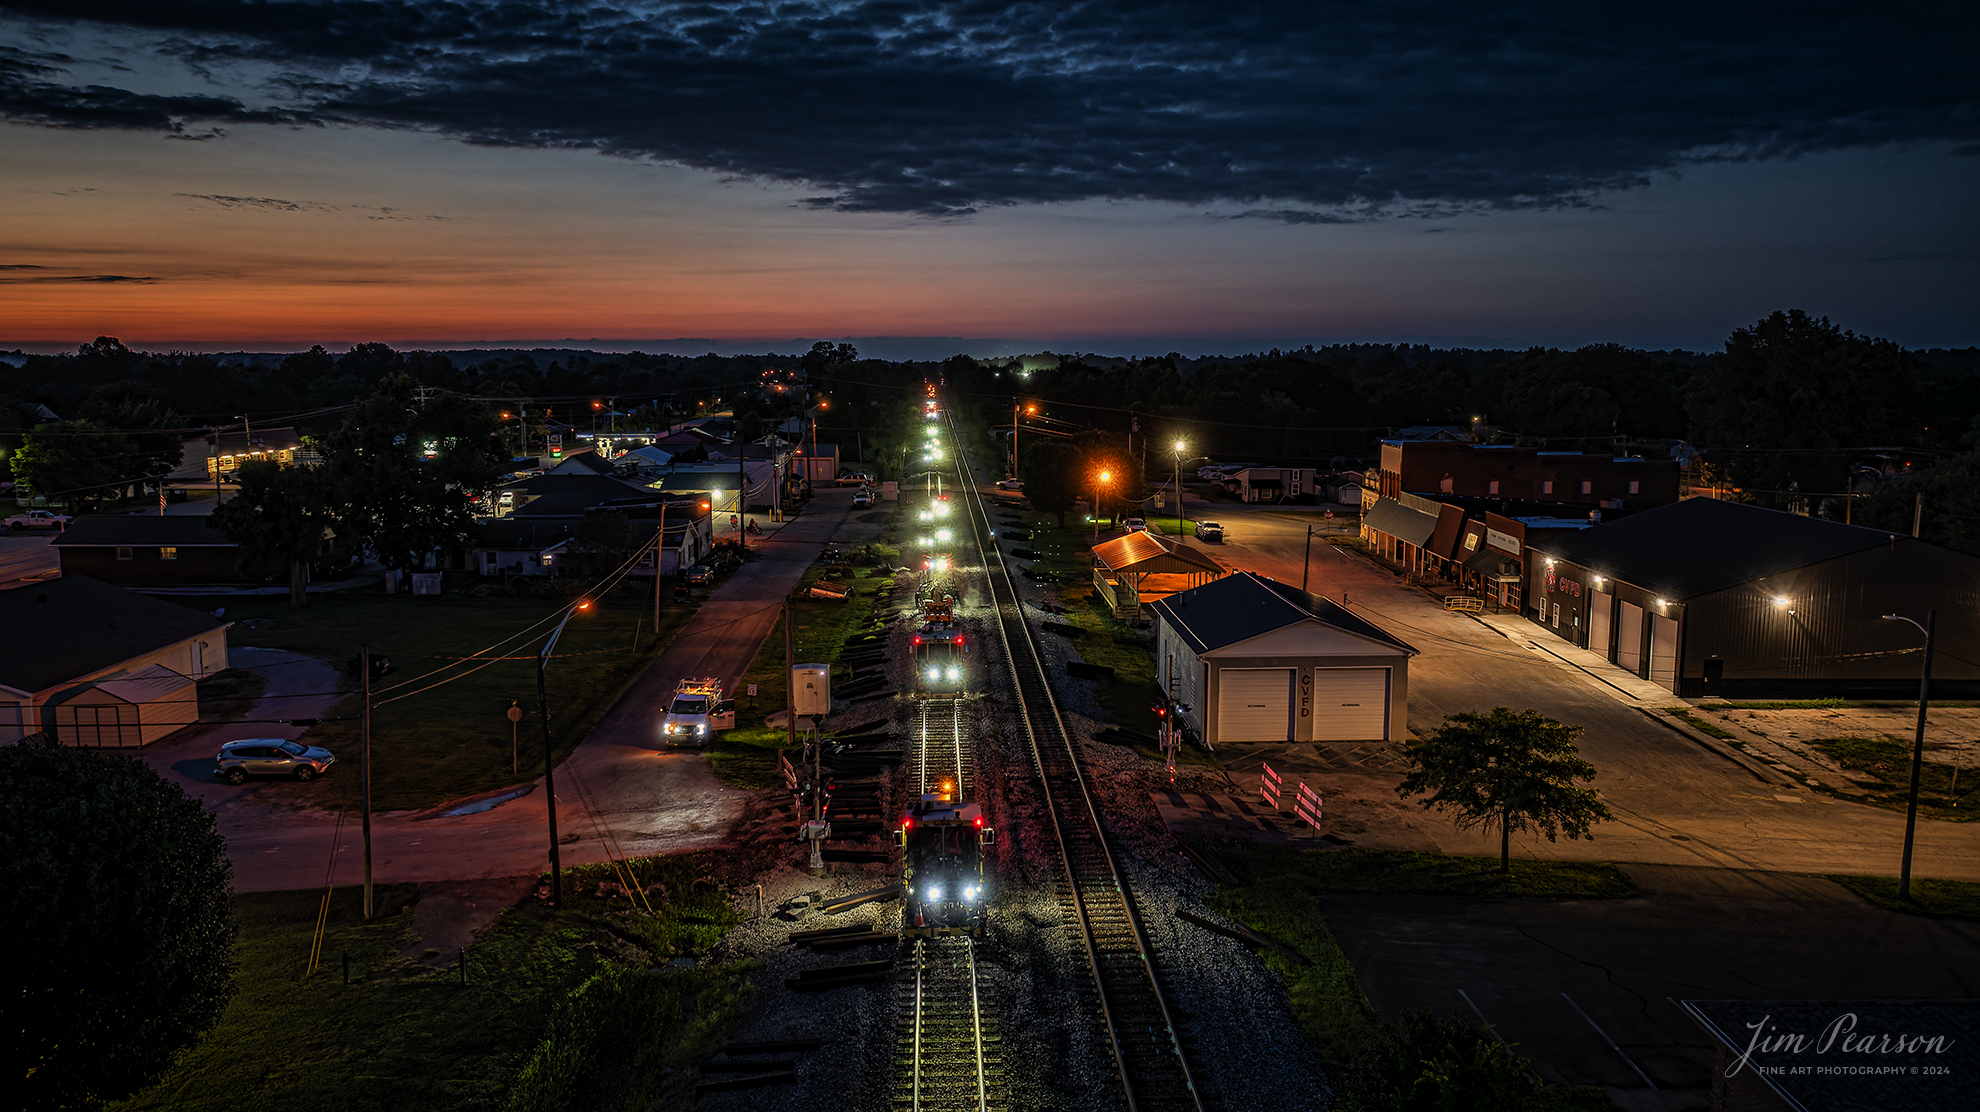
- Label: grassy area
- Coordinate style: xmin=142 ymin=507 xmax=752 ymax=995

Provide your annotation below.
xmin=706 ymin=535 xmax=901 ymax=790
xmin=1704 ymin=698 xmax=1978 ymax=710
xmin=1145 ymin=517 xmax=1200 ymax=536
xmin=1664 ymin=706 xmax=1737 ymax=740
xmin=1827 ymin=874 xmax=1980 ymax=919
xmin=114 ymin=855 xmax=748 ymax=1112
xmin=221 ymin=577 xmax=695 ymax=811
xmin=1806 ymin=736 xmax=1978 ymax=819
xmin=1225 ymin=846 xmax=1638 ymax=899
xmin=1208 ymin=849 xmax=1614 ymax=1109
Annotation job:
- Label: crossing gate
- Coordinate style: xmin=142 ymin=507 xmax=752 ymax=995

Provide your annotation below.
xmin=1293 ymin=782 xmax=1323 ymax=830
xmin=1260 ymin=762 xmax=1282 ymax=809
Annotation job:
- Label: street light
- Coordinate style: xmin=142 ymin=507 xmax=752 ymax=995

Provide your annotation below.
xmin=1013 ymin=401 xmax=1036 ymax=478
xmin=1093 ymin=469 xmax=1112 ymax=543
xmin=1172 ymin=439 xmax=1187 ymax=535
xmin=1882 ymin=610 xmax=1937 ymax=900
xmin=537 ymin=597 xmax=594 ymax=909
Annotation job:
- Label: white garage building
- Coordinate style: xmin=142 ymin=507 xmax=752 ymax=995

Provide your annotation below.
xmin=1150 ymin=571 xmax=1417 ymax=746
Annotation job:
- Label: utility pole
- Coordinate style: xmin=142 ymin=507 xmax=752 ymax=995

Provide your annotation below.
xmin=1913 ymin=493 xmax=1924 ymax=538
xmin=653 ymin=501 xmax=668 ymax=633
xmin=1883 ymin=611 xmax=1936 ymax=900
xmin=361 ymin=644 xmax=373 ymax=920
xmin=1301 ymin=525 xmax=1315 ymax=593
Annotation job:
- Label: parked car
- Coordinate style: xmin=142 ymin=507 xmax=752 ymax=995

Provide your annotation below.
xmin=996 ymin=478 xmax=1024 ymax=490
xmin=215 ymin=738 xmax=336 ymax=784
xmin=4 ymin=509 xmax=71 ymax=531
xmin=852 ymin=490 xmax=873 ymax=506
xmin=683 ymin=564 xmax=713 ymax=584
xmin=1123 ymin=517 xmax=1147 ymax=533
xmin=1195 ymin=520 xmax=1225 ymax=542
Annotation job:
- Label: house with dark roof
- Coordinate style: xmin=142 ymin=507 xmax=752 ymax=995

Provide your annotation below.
xmin=1529 ymin=497 xmax=1980 ymax=697
xmin=544 ymin=449 xmax=622 ymax=477
xmin=0 ymin=575 xmax=231 ymax=745
xmin=51 ymin=516 xmax=252 ymax=586
xmin=1150 ymin=571 xmax=1418 ymax=746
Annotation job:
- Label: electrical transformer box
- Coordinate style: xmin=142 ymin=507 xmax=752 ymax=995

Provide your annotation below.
xmin=791 ymin=664 xmax=832 ymax=715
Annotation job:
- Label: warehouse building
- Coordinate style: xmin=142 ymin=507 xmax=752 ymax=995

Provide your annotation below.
xmin=1150 ymin=572 xmax=1417 ymax=745
xmin=1530 ymin=498 xmax=1980 ymax=697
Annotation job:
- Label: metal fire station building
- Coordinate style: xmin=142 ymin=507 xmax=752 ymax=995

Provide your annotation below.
xmin=1528 ymin=497 xmax=1979 ymax=698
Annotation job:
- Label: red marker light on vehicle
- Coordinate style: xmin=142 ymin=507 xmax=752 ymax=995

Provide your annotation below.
xmin=913 ymin=636 xmax=922 ymax=644
xmin=973 ymin=816 xmax=984 ymax=827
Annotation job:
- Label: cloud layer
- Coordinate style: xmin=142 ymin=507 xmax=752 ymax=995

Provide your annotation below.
xmin=3 ymin=2 xmax=1975 ymax=216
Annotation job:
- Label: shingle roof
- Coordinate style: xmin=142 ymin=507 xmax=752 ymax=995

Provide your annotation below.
xmin=0 ymin=576 xmax=229 ymax=696
xmin=1531 ymin=497 xmax=1902 ymax=600
xmin=502 ymin=473 xmax=652 ymax=499
xmin=1149 ymin=571 xmax=1417 ymax=656
xmin=472 ymin=520 xmax=575 ymax=550
xmin=52 ymin=516 xmax=239 ymax=547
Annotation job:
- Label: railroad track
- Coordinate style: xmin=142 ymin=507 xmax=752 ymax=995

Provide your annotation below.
xmin=916 ymin=695 xmax=971 ymax=799
xmin=941 ymin=409 xmax=1204 ymax=1112
xmin=894 ymin=935 xmax=1002 ymax=1112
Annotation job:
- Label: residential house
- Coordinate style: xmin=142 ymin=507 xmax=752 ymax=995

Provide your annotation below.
xmin=0 ymin=575 xmax=230 ymax=745
xmin=51 ymin=516 xmax=254 ymax=587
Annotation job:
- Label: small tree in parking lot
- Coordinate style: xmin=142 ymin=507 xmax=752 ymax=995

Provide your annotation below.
xmin=1396 ymin=707 xmax=1614 ymax=872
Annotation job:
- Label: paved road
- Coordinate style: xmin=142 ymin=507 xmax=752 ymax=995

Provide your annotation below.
xmin=0 ymin=532 xmax=59 ymax=587
xmin=1164 ymin=497 xmax=1980 ymax=881
xmin=146 ymin=494 xmax=861 ymax=892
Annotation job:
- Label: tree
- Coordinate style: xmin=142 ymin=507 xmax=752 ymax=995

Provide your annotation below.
xmin=210 ymin=459 xmax=339 ymax=608
xmin=318 ymin=376 xmax=510 ymax=574
xmin=1684 ymin=310 xmax=1917 ymax=503
xmin=1395 ymin=707 xmax=1614 ymax=872
xmin=1 ymin=744 xmax=237 ymax=1110
xmin=1020 ymin=437 xmax=1081 ymax=526
xmin=8 ymin=420 xmax=122 ymax=506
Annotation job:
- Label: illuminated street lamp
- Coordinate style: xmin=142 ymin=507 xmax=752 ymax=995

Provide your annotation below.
xmin=1882 ymin=610 xmax=1937 ymax=900
xmin=1093 ymin=469 xmax=1113 ymax=542
xmin=1172 ymin=439 xmax=1187 ymax=535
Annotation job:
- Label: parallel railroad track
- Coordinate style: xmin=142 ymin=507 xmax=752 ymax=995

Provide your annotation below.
xmin=941 ymin=409 xmax=1204 ymax=1112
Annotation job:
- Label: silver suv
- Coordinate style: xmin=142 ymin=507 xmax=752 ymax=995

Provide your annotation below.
xmin=215 ymin=738 xmax=335 ymax=784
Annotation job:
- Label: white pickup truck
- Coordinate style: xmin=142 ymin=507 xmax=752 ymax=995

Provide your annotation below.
xmin=4 ymin=510 xmax=71 ymax=531
xmin=660 ymin=677 xmax=736 ymax=749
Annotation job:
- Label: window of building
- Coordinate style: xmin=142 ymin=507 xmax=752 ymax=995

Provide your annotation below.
xmin=116 ymin=547 xmax=133 ymax=561
xmin=1542 ymin=480 xmax=1554 ymax=495
xmin=1580 ymin=479 xmax=1593 ymax=494
xmin=159 ymin=546 xmax=178 ymax=560
xmin=1488 ymin=480 xmax=1500 ymax=494
xmin=1628 ymin=480 xmax=1640 ymax=495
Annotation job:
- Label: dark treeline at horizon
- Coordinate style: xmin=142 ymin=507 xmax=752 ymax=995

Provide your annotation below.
xmin=4 ymin=311 xmax=1980 ymax=551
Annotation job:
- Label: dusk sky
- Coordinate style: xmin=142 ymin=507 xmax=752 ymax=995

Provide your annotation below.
xmin=2 ymin=2 xmax=1976 ymax=356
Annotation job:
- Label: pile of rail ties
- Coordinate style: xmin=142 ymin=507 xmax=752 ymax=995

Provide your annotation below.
xmin=815 ymin=721 xmax=899 ymax=866
xmin=834 ymin=610 xmax=897 ymax=703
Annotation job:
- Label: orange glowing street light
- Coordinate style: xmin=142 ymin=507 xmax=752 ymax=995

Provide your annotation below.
xmin=1093 ymin=469 xmax=1114 ymax=542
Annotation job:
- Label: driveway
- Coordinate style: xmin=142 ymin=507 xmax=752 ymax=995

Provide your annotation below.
xmin=143 ymin=493 xmax=862 ymax=892
xmin=0 ymin=531 xmax=58 ymax=587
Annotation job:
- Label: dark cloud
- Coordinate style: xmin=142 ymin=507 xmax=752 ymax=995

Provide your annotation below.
xmin=0 ymin=272 xmax=156 ymax=282
xmin=2 ymin=2 xmax=1975 ymax=216
xmin=176 ymin=193 xmax=327 ymax=211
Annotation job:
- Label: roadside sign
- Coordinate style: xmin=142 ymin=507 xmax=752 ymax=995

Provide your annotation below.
xmin=1294 ymin=781 xmax=1323 ymax=830
xmin=1260 ymin=762 xmax=1282 ymax=809
xmin=747 ymin=684 xmax=758 ymax=696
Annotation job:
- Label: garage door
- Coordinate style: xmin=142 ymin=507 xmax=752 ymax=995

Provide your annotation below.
xmin=1216 ymin=669 xmax=1293 ymax=742
xmin=1311 ymin=668 xmax=1391 ymax=741
xmin=1616 ymin=602 xmax=1644 ymax=676
xmin=1588 ymin=590 xmax=1611 ymax=658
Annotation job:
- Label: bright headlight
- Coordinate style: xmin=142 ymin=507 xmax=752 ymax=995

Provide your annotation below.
xmin=964 ymin=886 xmax=977 ymax=900
xmin=927 ymin=668 xmax=939 ymax=681
xmin=946 ymin=668 xmax=959 ymax=681
xmin=935 ymin=529 xmax=952 ymax=543
xmin=926 ymin=886 xmax=942 ymax=901
xmin=695 ymin=724 xmax=706 ymax=734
